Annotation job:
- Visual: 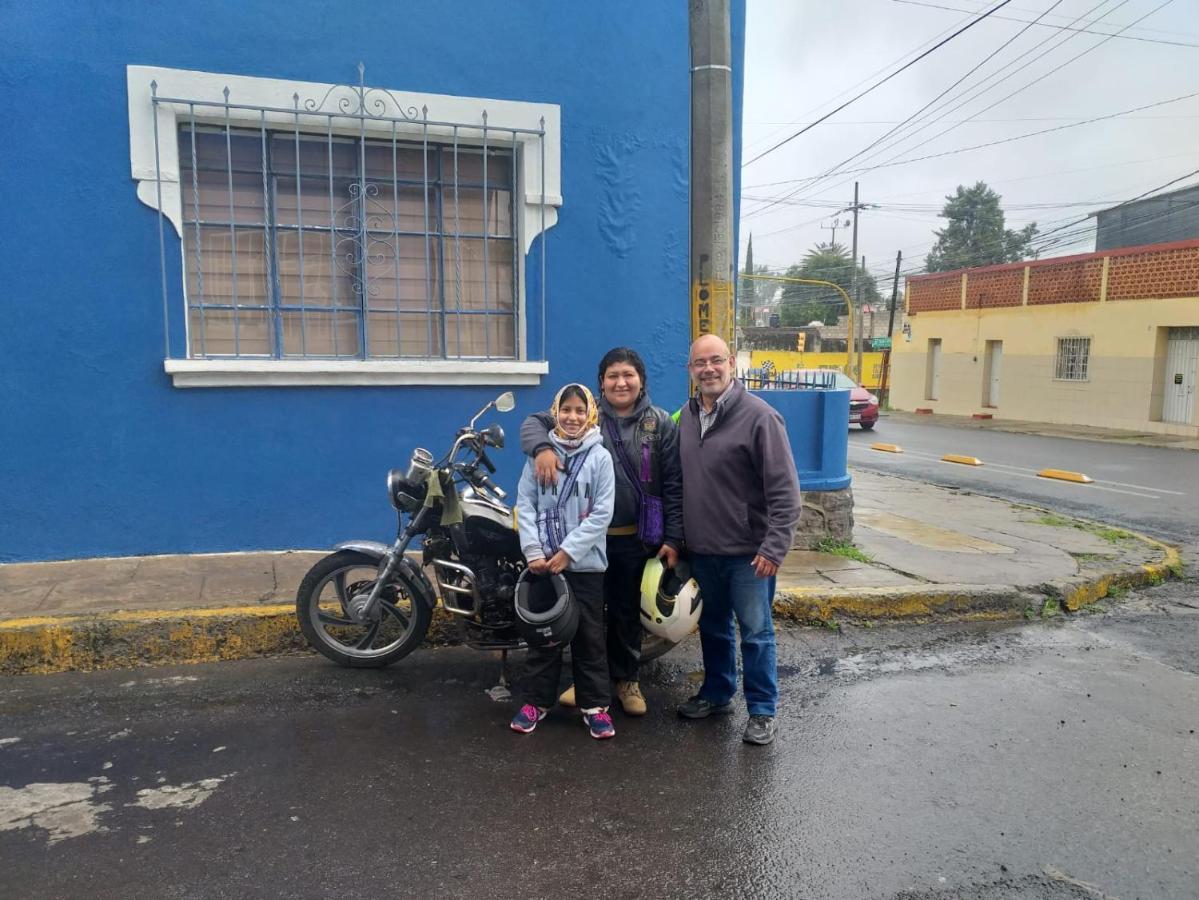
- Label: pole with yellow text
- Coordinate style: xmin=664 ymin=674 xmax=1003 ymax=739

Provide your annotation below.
xmin=689 ymin=0 xmax=734 ymax=344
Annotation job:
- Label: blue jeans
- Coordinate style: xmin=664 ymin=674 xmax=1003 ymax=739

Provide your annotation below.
xmin=691 ymin=554 xmax=778 ymax=717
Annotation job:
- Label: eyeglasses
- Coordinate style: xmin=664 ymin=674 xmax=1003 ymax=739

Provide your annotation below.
xmin=689 ymin=355 xmax=730 ymax=370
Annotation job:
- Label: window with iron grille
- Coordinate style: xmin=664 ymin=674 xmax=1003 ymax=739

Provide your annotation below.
xmin=179 ymin=127 xmax=516 ymax=360
xmin=1055 ymin=337 xmax=1090 ymax=381
xmin=130 ymin=65 xmax=561 ymax=386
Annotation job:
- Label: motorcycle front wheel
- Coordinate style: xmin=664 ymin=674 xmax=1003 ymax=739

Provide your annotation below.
xmin=296 ymin=550 xmax=432 ymax=668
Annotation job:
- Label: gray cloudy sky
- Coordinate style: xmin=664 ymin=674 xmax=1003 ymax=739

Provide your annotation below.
xmin=738 ymin=0 xmax=1199 ymax=285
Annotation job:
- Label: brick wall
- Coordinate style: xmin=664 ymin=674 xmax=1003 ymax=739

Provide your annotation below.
xmin=906 ymin=273 xmax=960 ymax=314
xmin=1027 ymin=256 xmax=1102 ymax=306
xmin=1107 ymin=243 xmax=1199 ymax=300
xmin=906 ymin=239 xmax=1199 ymax=313
xmin=965 ymin=267 xmax=1023 ymax=309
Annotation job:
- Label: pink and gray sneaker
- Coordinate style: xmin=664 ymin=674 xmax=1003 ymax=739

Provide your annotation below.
xmin=510 ymin=704 xmax=548 ymax=734
xmin=582 ymin=708 xmax=615 ymax=740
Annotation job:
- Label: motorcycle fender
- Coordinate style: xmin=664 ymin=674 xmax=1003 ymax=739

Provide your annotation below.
xmin=332 ymin=541 xmax=438 ymax=611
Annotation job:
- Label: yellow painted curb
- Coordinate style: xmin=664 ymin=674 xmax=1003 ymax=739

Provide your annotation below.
xmin=870 ymin=443 xmax=903 ymax=453
xmin=942 ymin=454 xmax=983 ymax=466
xmin=1037 ymin=468 xmax=1094 ymax=484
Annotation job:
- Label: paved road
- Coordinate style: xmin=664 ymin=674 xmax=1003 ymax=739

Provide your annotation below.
xmin=2 ymin=579 xmax=1196 ymax=900
xmin=848 ymin=420 xmax=1197 ymax=545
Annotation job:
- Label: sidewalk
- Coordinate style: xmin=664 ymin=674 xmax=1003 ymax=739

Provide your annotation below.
xmin=0 ymin=471 xmax=1179 ymax=674
xmin=884 ymin=409 xmax=1199 ymax=451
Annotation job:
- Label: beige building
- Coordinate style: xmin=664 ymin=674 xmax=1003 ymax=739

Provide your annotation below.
xmin=890 ymin=240 xmax=1199 ymax=438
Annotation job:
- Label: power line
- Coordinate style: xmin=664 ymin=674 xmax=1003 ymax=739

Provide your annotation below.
xmin=757 ymin=0 xmax=1134 ymax=211
xmin=803 ymin=0 xmax=1067 ymax=200
xmin=892 ymin=0 xmax=1199 ymax=47
xmin=861 ymin=0 xmax=1173 ymax=172
xmin=744 ymin=87 xmax=1199 ymax=232
xmin=741 ymin=0 xmax=1016 ymax=169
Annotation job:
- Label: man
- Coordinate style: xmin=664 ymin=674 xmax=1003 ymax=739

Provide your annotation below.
xmin=676 ymin=334 xmax=801 ymax=745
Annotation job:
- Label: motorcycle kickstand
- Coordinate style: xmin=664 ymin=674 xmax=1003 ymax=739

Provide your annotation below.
xmin=485 ymin=649 xmax=513 ymax=703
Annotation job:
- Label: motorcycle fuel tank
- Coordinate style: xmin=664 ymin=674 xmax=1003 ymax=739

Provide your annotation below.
xmin=460 ymin=494 xmax=522 ymax=558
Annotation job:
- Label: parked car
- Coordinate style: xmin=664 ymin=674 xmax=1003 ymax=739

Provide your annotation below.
xmin=792 ymin=369 xmax=879 ymax=430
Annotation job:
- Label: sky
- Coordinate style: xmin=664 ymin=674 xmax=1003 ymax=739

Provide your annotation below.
xmin=738 ymin=0 xmax=1199 ymax=288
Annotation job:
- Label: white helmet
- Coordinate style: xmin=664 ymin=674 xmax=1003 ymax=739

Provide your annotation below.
xmin=640 ymin=557 xmax=702 ymax=643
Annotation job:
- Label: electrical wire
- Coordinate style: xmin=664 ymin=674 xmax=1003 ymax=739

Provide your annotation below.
xmin=742 ymin=0 xmax=1016 ymax=169
xmin=892 ymin=0 xmax=1199 ymax=47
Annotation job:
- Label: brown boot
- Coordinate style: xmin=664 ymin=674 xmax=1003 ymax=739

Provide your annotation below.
xmin=616 ymin=680 xmax=647 ymax=716
xmin=558 ymin=683 xmax=576 ymax=707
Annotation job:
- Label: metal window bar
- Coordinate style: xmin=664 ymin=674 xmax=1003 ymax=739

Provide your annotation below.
xmin=188 ymin=104 xmax=207 ymax=358
xmin=1055 ymin=337 xmax=1090 ymax=381
xmin=157 ymin=68 xmax=543 ymax=362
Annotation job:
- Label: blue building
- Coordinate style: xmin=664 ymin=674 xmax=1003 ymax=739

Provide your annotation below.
xmin=1 ymin=2 xmax=746 ymax=562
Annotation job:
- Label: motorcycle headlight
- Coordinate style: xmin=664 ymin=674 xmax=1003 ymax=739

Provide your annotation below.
xmin=387 ymin=468 xmax=425 ymax=512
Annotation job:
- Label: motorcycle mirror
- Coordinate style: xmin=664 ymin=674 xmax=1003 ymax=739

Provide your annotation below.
xmin=495 ymin=391 xmax=515 ymax=413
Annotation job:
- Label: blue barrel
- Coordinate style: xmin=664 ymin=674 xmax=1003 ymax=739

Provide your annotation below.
xmin=752 ymin=388 xmax=850 ymax=491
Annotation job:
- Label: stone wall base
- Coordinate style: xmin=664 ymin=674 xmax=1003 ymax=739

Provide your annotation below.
xmin=792 ymin=486 xmax=854 ymax=549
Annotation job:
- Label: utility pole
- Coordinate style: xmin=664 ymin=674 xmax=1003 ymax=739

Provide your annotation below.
xmin=821 ymin=216 xmax=849 ymax=248
xmin=880 ymin=250 xmax=903 ymax=404
xmin=689 ymin=0 xmax=734 ymax=345
xmin=856 ymin=254 xmax=866 ymax=385
xmin=847 ymin=181 xmax=867 ymax=380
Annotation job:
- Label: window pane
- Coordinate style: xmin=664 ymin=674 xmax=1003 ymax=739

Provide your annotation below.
xmin=276 ymin=230 xmax=355 ymax=310
xmin=363 ymin=311 xmax=444 ymax=358
xmin=189 ymin=307 xmax=273 ymax=357
xmin=182 ymin=129 xmax=262 ymax=175
xmin=183 ymin=228 xmax=270 ymax=308
xmin=449 ymin=238 xmax=513 ymax=312
xmin=364 ymin=236 xmax=440 ymax=313
xmin=445 ymin=187 xmax=512 ymax=237
xmin=269 ymin=134 xmax=357 ymax=178
xmin=445 ymin=148 xmax=512 ymax=188
xmin=363 ymin=141 xmax=432 ymax=182
xmin=281 ymin=310 xmax=361 ymax=358
xmin=445 ymin=313 xmax=515 ymax=359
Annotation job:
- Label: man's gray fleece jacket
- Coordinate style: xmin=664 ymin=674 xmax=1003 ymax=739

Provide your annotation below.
xmin=678 ymin=378 xmax=802 ymax=565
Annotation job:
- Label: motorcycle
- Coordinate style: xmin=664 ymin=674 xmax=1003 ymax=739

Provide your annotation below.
xmin=295 ymin=392 xmax=675 ymax=676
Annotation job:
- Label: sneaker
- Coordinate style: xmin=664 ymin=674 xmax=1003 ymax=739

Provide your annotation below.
xmin=616 ymin=680 xmax=647 ymax=716
xmin=743 ymin=715 xmax=777 ymax=745
xmin=510 ymin=704 xmax=548 ymax=734
xmin=677 ymin=694 xmax=733 ymax=719
xmin=558 ymin=684 xmax=576 ymax=707
xmin=582 ymin=708 xmax=616 ymax=740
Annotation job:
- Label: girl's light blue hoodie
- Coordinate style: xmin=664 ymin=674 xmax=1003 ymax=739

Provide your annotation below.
xmin=516 ymin=428 xmax=615 ymax=573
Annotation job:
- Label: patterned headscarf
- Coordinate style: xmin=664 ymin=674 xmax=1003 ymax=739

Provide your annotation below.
xmin=550 ymin=382 xmax=599 ymax=448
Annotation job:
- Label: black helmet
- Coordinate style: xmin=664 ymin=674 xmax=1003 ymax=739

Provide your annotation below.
xmin=514 ymin=570 xmax=578 ymax=648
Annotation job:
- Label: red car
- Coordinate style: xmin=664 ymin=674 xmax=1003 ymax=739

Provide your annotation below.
xmin=794 ymin=369 xmax=879 ymax=430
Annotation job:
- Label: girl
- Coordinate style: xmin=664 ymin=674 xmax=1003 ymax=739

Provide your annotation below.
xmin=511 ymin=383 xmax=617 ymax=740
xmin=519 ymin=348 xmax=684 ymax=717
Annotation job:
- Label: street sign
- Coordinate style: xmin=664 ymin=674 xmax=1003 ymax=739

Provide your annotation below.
xmin=871 ymin=337 xmax=892 ymax=350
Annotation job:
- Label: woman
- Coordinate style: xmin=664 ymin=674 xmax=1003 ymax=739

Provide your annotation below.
xmin=519 ymin=347 xmax=684 ymax=716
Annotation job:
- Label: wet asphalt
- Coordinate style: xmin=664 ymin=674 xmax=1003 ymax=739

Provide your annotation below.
xmin=2 ymin=577 xmax=1196 ymax=900
xmin=846 ymin=420 xmax=1197 ymax=546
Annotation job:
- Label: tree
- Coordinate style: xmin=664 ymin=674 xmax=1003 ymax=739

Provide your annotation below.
xmin=779 ymin=242 xmax=879 ymax=327
xmin=925 ymin=181 xmax=1039 ymax=272
xmin=737 ymin=235 xmax=775 ymax=325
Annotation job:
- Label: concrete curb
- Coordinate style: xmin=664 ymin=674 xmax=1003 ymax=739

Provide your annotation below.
xmin=0 ymin=531 xmax=1182 ymax=676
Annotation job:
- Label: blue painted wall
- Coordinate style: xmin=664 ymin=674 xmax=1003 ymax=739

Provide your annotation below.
xmin=0 ymin=1 xmax=746 ymax=561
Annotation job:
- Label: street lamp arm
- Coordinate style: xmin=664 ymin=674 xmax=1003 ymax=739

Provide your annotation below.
xmin=740 ymin=274 xmax=857 ymax=379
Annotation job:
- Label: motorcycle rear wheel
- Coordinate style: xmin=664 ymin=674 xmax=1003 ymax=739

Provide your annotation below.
xmin=296 ymin=550 xmax=432 ymax=668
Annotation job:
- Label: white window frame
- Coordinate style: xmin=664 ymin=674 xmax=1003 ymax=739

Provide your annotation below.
xmin=1054 ymin=336 xmax=1091 ymax=382
xmin=127 ymin=65 xmax=561 ymax=387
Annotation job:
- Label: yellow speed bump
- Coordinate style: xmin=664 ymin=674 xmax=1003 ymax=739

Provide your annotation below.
xmin=1037 ymin=468 xmax=1094 ymax=484
xmin=942 ymin=454 xmax=984 ymax=466
xmin=871 ymin=443 xmax=903 ymax=453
